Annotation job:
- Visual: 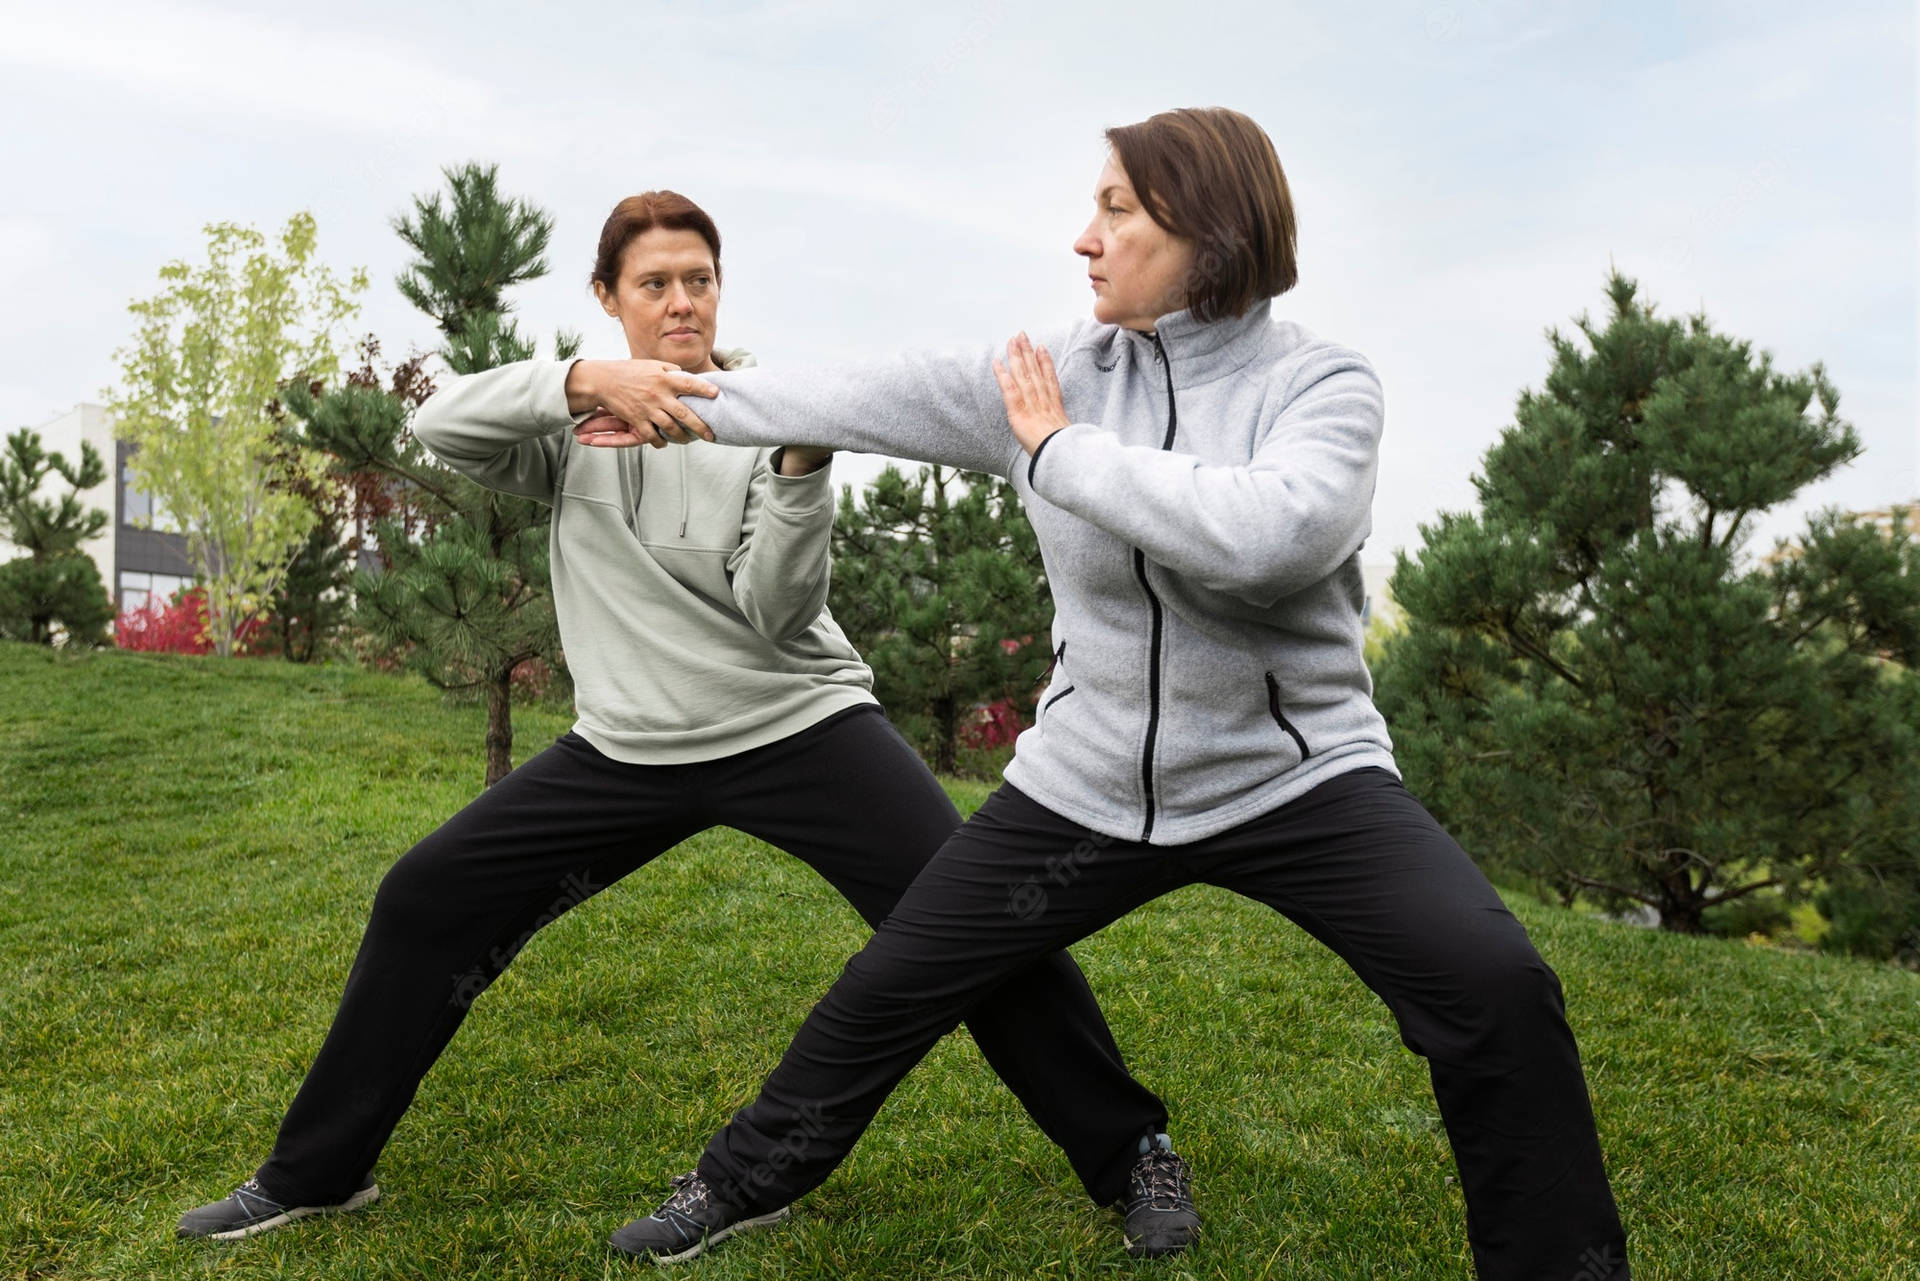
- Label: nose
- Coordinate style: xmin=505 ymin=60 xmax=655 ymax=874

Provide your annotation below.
xmin=1073 ymin=219 xmax=1101 ymax=261
xmin=666 ymin=283 xmax=693 ymax=315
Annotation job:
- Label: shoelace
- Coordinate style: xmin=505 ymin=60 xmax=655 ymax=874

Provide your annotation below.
xmin=230 ymin=1178 xmax=284 ymax=1216
xmin=660 ymin=1172 xmax=713 ymax=1219
xmin=1131 ymin=1150 xmax=1192 ymax=1209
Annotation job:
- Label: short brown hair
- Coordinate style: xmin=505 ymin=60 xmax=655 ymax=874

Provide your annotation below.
xmin=1104 ymin=108 xmax=1298 ymax=322
xmin=589 ymin=190 xmax=723 ymax=293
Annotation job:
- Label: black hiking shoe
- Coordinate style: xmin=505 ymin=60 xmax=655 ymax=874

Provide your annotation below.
xmin=1121 ymin=1135 xmax=1201 ymax=1258
xmin=609 ymin=1171 xmax=791 ymax=1264
xmin=176 ymin=1173 xmax=379 ymax=1240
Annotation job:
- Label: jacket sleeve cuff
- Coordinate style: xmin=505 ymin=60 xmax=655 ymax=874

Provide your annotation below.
xmin=1026 ymin=424 xmax=1102 ymax=499
xmin=545 ymin=358 xmax=608 ymax=429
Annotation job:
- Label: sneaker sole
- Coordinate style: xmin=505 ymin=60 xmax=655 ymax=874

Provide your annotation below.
xmin=201 ymin=1183 xmax=381 ymax=1241
xmin=638 ymin=1205 xmax=792 ymax=1265
xmin=1124 ymin=1233 xmax=1198 ymax=1259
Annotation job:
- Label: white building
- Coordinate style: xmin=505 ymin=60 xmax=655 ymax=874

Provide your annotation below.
xmin=3 ymin=402 xmax=194 ymax=614
xmin=1359 ymin=559 xmax=1405 ymax=632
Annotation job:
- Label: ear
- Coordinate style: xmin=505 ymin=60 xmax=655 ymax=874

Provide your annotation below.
xmin=592 ymin=279 xmax=619 ymax=319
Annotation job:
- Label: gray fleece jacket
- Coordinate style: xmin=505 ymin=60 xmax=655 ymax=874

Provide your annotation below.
xmin=411 ymin=349 xmax=876 ymax=764
xmin=677 ymin=300 xmax=1399 ymax=844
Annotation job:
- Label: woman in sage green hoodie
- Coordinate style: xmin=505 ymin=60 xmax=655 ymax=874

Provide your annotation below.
xmin=175 ymin=190 xmax=1192 ymax=1259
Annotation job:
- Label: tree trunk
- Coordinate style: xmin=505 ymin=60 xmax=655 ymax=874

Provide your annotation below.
xmin=1655 ymin=853 xmax=1708 ymax=933
xmin=932 ymin=692 xmax=957 ymax=777
xmin=1659 ymin=897 xmax=1707 ymax=934
xmin=208 ymin=595 xmax=234 ymax=658
xmin=1642 ymin=699 xmax=1705 ymax=932
xmin=484 ymin=667 xmax=514 ymax=788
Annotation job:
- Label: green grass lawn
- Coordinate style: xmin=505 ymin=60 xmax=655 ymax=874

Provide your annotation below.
xmin=2 ymin=643 xmax=1916 ymax=1280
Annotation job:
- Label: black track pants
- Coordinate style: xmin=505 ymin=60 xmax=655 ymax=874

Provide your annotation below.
xmin=697 ymin=769 xmax=1630 ymax=1281
xmin=253 ymin=707 xmax=1167 ymax=1209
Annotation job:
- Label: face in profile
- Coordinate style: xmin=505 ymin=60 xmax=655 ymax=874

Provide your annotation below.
xmin=594 ymin=227 xmax=722 ymax=372
xmin=1073 ymin=156 xmax=1196 ymax=332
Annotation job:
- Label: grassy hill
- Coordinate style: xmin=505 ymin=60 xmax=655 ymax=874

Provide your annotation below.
xmin=2 ymin=643 xmax=1915 ymax=1280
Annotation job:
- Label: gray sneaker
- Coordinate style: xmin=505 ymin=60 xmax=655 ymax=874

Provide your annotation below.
xmin=176 ymin=1173 xmax=379 ymax=1240
xmin=1120 ymin=1136 xmax=1201 ymax=1258
xmin=609 ymin=1171 xmax=790 ymax=1264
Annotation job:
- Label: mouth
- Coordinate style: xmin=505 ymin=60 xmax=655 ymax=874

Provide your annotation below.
xmin=664 ymin=328 xmax=699 ymax=338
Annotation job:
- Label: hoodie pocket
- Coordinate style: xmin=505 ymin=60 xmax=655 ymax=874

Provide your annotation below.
xmin=1264 ymin=671 xmax=1311 ymax=761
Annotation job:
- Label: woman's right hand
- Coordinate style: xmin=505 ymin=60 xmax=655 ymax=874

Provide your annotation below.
xmin=564 ymin=358 xmax=719 ymax=449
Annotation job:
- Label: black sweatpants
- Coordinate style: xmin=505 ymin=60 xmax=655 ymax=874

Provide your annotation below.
xmin=698 ymin=769 xmax=1631 ymax=1281
xmin=252 ymin=706 xmax=1166 ymax=1209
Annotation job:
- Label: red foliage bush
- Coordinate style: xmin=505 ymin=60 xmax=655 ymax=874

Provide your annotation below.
xmin=961 ymin=697 xmax=1028 ymax=750
xmin=510 ymin=655 xmax=564 ymax=703
xmin=115 ymin=586 xmax=268 ymax=655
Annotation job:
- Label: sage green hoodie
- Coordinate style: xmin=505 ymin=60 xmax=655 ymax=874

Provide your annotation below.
xmin=409 ymin=349 xmax=876 ymax=764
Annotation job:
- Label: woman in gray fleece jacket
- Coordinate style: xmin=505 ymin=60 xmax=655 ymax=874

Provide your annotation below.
xmin=589 ymin=110 xmax=1630 ymax=1279
xmin=175 ymin=191 xmax=1189 ymax=1258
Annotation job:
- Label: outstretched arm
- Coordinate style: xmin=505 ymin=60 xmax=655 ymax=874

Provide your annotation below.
xmin=998 ymin=335 xmax=1385 ymax=608
xmin=573 ymin=333 xmax=1083 ymax=482
xmin=410 ymin=359 xmax=594 ymax=502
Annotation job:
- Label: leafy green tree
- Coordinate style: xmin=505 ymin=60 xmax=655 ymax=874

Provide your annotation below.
xmin=0 ymin=429 xmax=114 ymax=645
xmin=830 ymin=464 xmax=1053 ymax=774
xmin=1372 ymin=269 xmax=1920 ymax=938
xmin=284 ymin=164 xmax=577 ymax=787
xmin=105 ymin=212 xmax=366 ymax=656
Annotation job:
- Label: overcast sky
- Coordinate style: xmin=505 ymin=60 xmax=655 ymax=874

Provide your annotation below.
xmin=3 ymin=0 xmax=1913 ymax=564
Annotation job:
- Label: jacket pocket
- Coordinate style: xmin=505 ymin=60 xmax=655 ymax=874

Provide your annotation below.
xmin=1264 ymin=671 xmax=1311 ymax=760
xmin=1038 ymin=640 xmax=1076 ymax=722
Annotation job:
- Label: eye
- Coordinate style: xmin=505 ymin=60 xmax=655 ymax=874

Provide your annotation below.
xmin=641 ymin=278 xmax=665 ymax=291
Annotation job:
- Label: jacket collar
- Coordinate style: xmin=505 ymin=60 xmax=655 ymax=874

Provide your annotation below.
xmin=1120 ymin=299 xmax=1273 ymax=389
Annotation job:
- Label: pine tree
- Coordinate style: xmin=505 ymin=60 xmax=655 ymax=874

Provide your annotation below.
xmin=260 ymin=518 xmax=350 ymax=663
xmin=284 ymin=165 xmax=577 ymax=787
xmin=0 ymin=428 xmax=114 ymax=645
xmin=830 ymin=464 xmax=1053 ymax=774
xmin=1373 ymin=269 xmax=1919 ymax=938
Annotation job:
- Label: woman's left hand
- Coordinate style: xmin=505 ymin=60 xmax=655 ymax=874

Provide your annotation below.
xmin=993 ymin=332 xmax=1072 ymax=456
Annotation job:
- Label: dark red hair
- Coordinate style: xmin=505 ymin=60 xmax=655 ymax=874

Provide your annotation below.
xmin=589 ymin=190 xmax=722 ymax=292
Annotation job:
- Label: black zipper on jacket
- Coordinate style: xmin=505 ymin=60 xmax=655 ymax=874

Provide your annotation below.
xmin=1034 ymin=639 xmax=1066 ymax=688
xmin=1134 ymin=333 xmax=1179 ymax=842
xmin=1037 ymin=640 xmax=1075 ymax=716
xmin=1264 ymin=671 xmax=1311 ymax=760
